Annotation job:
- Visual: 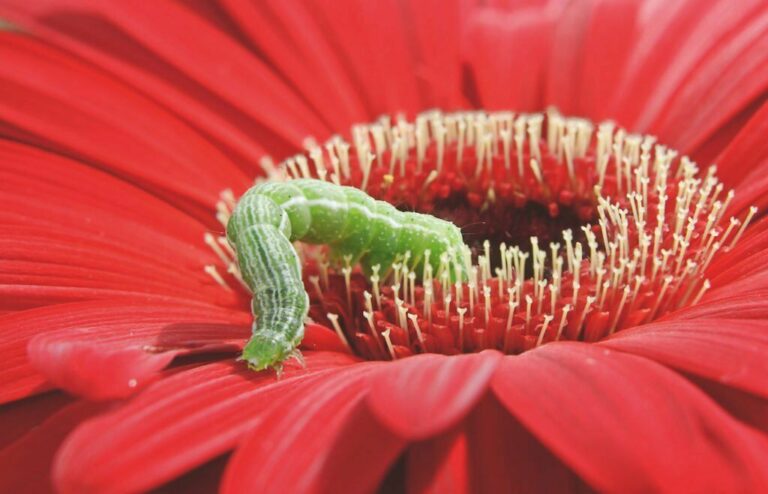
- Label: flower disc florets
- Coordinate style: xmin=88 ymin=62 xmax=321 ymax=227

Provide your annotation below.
xmin=209 ymin=109 xmax=756 ymax=361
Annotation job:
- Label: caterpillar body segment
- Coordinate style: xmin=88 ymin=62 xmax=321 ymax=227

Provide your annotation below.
xmin=328 ymin=186 xmax=379 ymax=266
xmin=236 ymin=224 xmax=309 ymax=370
xmin=227 ymin=178 xmax=467 ymax=371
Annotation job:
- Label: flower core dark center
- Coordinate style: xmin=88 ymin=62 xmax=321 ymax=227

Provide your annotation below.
xmin=425 ymin=191 xmax=592 ymax=274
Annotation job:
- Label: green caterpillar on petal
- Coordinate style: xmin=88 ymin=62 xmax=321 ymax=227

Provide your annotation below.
xmin=227 ymin=178 xmax=467 ymax=372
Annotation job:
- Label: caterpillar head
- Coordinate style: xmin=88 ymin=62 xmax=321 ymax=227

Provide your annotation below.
xmin=240 ymin=331 xmax=303 ymax=374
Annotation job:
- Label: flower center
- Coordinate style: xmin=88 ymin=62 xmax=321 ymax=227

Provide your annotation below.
xmin=208 ymin=109 xmax=755 ymax=361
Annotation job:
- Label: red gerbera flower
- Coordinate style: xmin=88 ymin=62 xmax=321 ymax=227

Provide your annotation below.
xmin=2 ymin=1 xmax=768 ymax=493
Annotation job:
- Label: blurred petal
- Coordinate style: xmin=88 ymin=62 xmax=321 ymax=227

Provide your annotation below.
xmin=405 ymin=430 xmax=471 ymax=494
xmin=463 ymin=6 xmax=555 ymax=112
xmin=702 ymin=221 xmax=768 ymax=301
xmin=493 ymin=343 xmax=768 ymax=493
xmin=0 ymin=32 xmax=249 ymax=214
xmin=570 ymin=0 xmax=640 ymax=122
xmin=715 ymin=100 xmax=768 ymax=215
xmin=664 ymin=291 xmax=768 ymax=320
xmin=601 ymin=319 xmax=768 ymax=399
xmin=367 ymin=351 xmax=502 ymax=440
xmin=0 ymin=2 xmax=279 ymax=167
xmin=153 ymin=455 xmax=230 ymax=494
xmin=219 ymin=0 xmax=370 ymax=129
xmin=714 ymin=100 xmax=768 ymax=186
xmin=87 ymin=1 xmax=330 ymax=139
xmin=28 ymin=339 xmax=176 ymax=401
xmin=300 ymin=323 xmax=354 ymax=354
xmin=691 ymin=377 xmax=768 ymax=433
xmin=300 ymin=0 xmax=424 ymax=116
xmin=0 ymin=392 xmax=72 ymax=449
xmin=465 ymin=394 xmax=582 ymax=493
xmin=0 ymin=400 xmax=104 ymax=494
xmin=402 ymin=0 xmax=468 ymax=109
xmin=544 ymin=0 xmax=768 ymax=154
xmin=645 ymin=4 xmax=768 ymax=153
xmin=0 ymin=140 xmax=211 ymax=244
xmin=0 ymin=0 xmax=330 ymax=149
xmin=0 ymin=144 xmax=233 ymax=305
xmin=608 ymin=0 xmax=768 ymax=138
xmin=221 ymin=363 xmax=403 ymax=494
xmin=53 ymin=353 xmax=359 ymax=493
xmin=545 ymin=0 xmax=593 ymax=114
xmin=0 ymin=300 xmax=248 ymax=404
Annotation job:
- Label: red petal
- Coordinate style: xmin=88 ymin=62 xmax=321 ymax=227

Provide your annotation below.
xmin=30 ymin=321 xmax=349 ymax=401
xmin=0 ymin=140 xmax=212 ymax=243
xmin=1 ymin=141 xmax=232 ymax=299
xmin=705 ymin=216 xmax=768 ymax=278
xmin=688 ymin=100 xmax=764 ymax=167
xmin=713 ymin=100 xmax=768 ymax=215
xmin=701 ymin=227 xmax=768 ymax=303
xmin=0 ymin=300 xmax=249 ymax=404
xmin=0 ymin=231 xmax=238 ymax=310
xmin=298 ymin=0 xmax=423 ymax=116
xmin=405 ymin=430 xmax=471 ymax=494
xmin=300 ymin=323 xmax=353 ymax=354
xmin=714 ymin=100 xmax=768 ymax=187
xmin=602 ymin=319 xmax=768 ymax=399
xmin=0 ymin=0 xmax=325 ymax=152
xmin=493 ymin=343 xmax=768 ymax=493
xmin=662 ymin=291 xmax=768 ymax=320
xmin=710 ymin=270 xmax=768 ymax=306
xmin=367 ymin=351 xmax=502 ymax=440
xmin=609 ymin=1 xmax=768 ymax=135
xmin=0 ymin=33 xmax=250 ymax=213
xmin=0 ymin=392 xmax=72 ymax=449
xmin=0 ymin=400 xmax=104 ymax=494
xmin=544 ymin=0 xmax=768 ymax=153
xmin=570 ymin=0 xmax=640 ymax=122
xmin=463 ymin=6 xmax=555 ymax=112
xmin=691 ymin=376 xmax=768 ymax=434
xmin=0 ymin=6 xmax=279 ymax=168
xmin=28 ymin=338 xmax=176 ymax=401
xmin=465 ymin=394 xmax=582 ymax=493
xmin=78 ymin=0 xmax=328 ymax=141
xmin=221 ymin=362 xmax=404 ymax=494
xmin=545 ymin=0 xmax=592 ymax=115
xmin=645 ymin=3 xmax=768 ymax=152
xmin=400 ymin=0 xmax=467 ymax=109
xmin=153 ymin=455 xmax=230 ymax=494
xmin=218 ymin=0 xmax=369 ymax=130
xmin=53 ymin=353 xmax=360 ymax=493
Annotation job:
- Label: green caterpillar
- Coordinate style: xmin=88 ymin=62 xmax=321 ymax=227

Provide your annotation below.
xmin=227 ymin=178 xmax=467 ymax=371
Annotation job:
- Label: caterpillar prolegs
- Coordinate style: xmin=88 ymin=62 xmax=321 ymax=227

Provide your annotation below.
xmin=227 ymin=178 xmax=468 ymax=371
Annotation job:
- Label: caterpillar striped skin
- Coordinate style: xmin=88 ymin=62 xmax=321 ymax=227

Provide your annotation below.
xmin=227 ymin=178 xmax=467 ymax=372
